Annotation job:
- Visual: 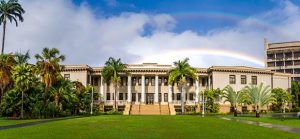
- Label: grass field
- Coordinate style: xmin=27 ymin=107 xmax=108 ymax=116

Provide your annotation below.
xmin=229 ymin=116 xmax=300 ymax=128
xmin=0 ymin=118 xmax=44 ymax=126
xmin=0 ymin=115 xmax=299 ymax=139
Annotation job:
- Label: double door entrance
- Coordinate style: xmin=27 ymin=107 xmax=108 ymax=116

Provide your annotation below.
xmin=146 ymin=93 xmax=154 ymax=104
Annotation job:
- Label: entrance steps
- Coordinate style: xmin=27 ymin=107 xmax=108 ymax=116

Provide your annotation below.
xmin=129 ymin=104 xmax=171 ymax=115
xmin=130 ymin=104 xmax=140 ymax=115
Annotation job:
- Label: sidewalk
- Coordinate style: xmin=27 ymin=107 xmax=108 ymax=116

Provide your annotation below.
xmin=220 ymin=117 xmax=300 ymax=134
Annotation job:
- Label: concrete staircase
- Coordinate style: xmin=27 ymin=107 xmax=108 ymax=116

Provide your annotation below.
xmin=140 ymin=105 xmax=161 ymax=115
xmin=129 ymin=104 xmax=171 ymax=115
xmin=160 ymin=105 xmax=170 ymax=115
xmin=130 ymin=104 xmax=140 ymax=115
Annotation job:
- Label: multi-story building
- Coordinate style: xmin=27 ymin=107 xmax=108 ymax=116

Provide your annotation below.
xmin=265 ymin=39 xmax=300 ymax=81
xmin=61 ymin=63 xmax=291 ymax=114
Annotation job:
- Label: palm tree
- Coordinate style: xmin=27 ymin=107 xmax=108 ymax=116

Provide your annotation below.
xmin=222 ymin=85 xmax=244 ymax=116
xmin=0 ymin=53 xmax=15 ymax=100
xmin=291 ymin=81 xmax=300 ymax=107
xmin=168 ymin=58 xmax=197 ymax=113
xmin=244 ymin=83 xmax=274 ymax=118
xmin=35 ymin=48 xmax=65 ymax=103
xmin=0 ymin=0 xmax=25 ymax=54
xmin=102 ymin=57 xmax=127 ymax=112
xmin=12 ymin=64 xmax=36 ymax=119
xmin=14 ymin=51 xmax=30 ymax=65
xmin=50 ymin=76 xmax=74 ymax=109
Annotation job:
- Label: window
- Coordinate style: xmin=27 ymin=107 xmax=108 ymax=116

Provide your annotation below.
xmin=251 ymin=76 xmax=257 ymax=85
xmin=229 ymin=75 xmax=236 ymax=84
xmin=138 ymin=77 xmax=141 ymax=85
xmin=120 ymin=77 xmax=124 ymax=86
xmin=172 ymin=93 xmax=175 ymax=100
xmin=119 ymin=93 xmax=123 ymax=100
xmin=158 ymin=78 xmax=162 ymax=86
xmin=241 ymin=75 xmax=247 ymax=84
xmin=64 ymin=74 xmax=70 ymax=80
xmin=106 ymin=93 xmax=110 ymax=100
xmin=187 ymin=78 xmax=193 ymax=86
xmin=164 ymin=93 xmax=168 ymax=102
xmin=151 ymin=78 xmax=155 ymax=86
xmin=164 ymin=78 xmax=168 ymax=86
xmin=189 ymin=93 xmax=194 ymax=101
xmin=125 ymin=93 xmax=128 ymax=100
xmin=93 ymin=77 xmax=98 ymax=86
xmin=177 ymin=93 xmax=181 ymax=100
xmin=132 ymin=77 xmax=136 ymax=86
xmin=202 ymin=78 xmax=206 ymax=86
xmin=145 ymin=77 xmax=149 ymax=85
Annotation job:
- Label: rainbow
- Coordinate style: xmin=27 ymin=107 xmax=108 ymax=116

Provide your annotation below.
xmin=171 ymin=11 xmax=291 ymax=38
xmin=136 ymin=48 xmax=264 ymax=67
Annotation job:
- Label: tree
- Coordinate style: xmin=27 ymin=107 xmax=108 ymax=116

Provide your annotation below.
xmin=0 ymin=0 xmax=25 ymax=54
xmin=271 ymin=88 xmax=292 ymax=113
xmin=0 ymin=53 xmax=15 ymax=101
xmin=102 ymin=57 xmax=127 ymax=112
xmin=35 ymin=48 xmax=65 ymax=103
xmin=203 ymin=89 xmax=222 ymax=113
xmin=291 ymin=81 xmax=300 ymax=107
xmin=14 ymin=51 xmax=30 ymax=65
xmin=222 ymin=85 xmax=244 ymax=116
xmin=49 ymin=76 xmax=75 ymax=111
xmin=168 ymin=58 xmax=197 ymax=113
xmin=244 ymin=83 xmax=274 ymax=118
xmin=12 ymin=64 xmax=36 ymax=118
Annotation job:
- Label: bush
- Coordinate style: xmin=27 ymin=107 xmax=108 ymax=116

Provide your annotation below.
xmin=291 ymin=107 xmax=300 ymax=112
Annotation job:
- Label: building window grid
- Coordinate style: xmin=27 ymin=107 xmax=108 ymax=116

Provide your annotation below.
xmin=241 ymin=75 xmax=247 ymax=84
xmin=229 ymin=75 xmax=236 ymax=84
xmin=251 ymin=76 xmax=257 ymax=85
xmin=64 ymin=74 xmax=70 ymax=80
xmin=151 ymin=78 xmax=155 ymax=86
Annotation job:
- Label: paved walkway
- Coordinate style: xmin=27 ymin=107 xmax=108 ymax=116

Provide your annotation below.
xmin=0 ymin=117 xmax=80 ymax=131
xmin=220 ymin=117 xmax=300 ymax=134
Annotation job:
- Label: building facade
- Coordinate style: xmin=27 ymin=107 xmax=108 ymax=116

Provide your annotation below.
xmin=61 ymin=63 xmax=291 ymax=113
xmin=265 ymin=39 xmax=300 ymax=81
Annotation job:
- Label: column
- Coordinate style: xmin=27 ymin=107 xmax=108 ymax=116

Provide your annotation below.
xmin=100 ymin=76 xmax=104 ymax=101
xmin=168 ymin=84 xmax=172 ymax=103
xmin=195 ymin=77 xmax=199 ymax=103
xmin=127 ymin=75 xmax=132 ymax=103
xmin=154 ymin=75 xmax=159 ymax=103
xmin=207 ymin=76 xmax=210 ymax=90
xmin=141 ymin=75 xmax=145 ymax=103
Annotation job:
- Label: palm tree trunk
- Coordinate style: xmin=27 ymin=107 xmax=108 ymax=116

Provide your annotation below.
xmin=181 ymin=87 xmax=185 ymax=113
xmin=114 ymin=85 xmax=117 ymax=112
xmin=234 ymin=106 xmax=237 ymax=117
xmin=21 ymin=90 xmax=24 ymax=119
xmin=1 ymin=21 xmax=6 ymax=55
xmin=256 ymin=105 xmax=260 ymax=118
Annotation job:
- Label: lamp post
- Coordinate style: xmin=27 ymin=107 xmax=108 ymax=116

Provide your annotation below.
xmin=202 ymin=91 xmax=205 ymax=117
xmin=90 ymin=85 xmax=94 ymax=115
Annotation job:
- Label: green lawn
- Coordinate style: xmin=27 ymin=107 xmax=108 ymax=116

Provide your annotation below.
xmin=0 ymin=118 xmax=44 ymax=126
xmin=229 ymin=116 xmax=300 ymax=128
xmin=0 ymin=115 xmax=299 ymax=139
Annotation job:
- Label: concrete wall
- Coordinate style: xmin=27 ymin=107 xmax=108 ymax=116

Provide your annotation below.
xmin=61 ymin=70 xmax=88 ymax=86
xmin=212 ymin=71 xmax=272 ymax=91
xmin=272 ymin=75 xmax=291 ymax=90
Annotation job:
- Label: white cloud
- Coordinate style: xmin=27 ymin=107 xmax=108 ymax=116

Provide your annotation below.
xmin=4 ymin=0 xmax=300 ymax=68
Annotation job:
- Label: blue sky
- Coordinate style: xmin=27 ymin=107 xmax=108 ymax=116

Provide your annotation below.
xmin=6 ymin=0 xmax=300 ymax=67
xmin=72 ymin=0 xmax=280 ymax=33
